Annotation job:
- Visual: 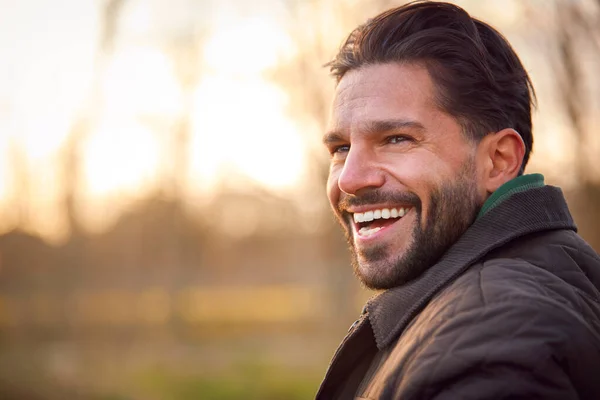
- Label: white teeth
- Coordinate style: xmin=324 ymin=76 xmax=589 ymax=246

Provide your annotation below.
xmin=359 ymin=226 xmax=382 ymax=237
xmin=352 ymin=207 xmax=411 ymax=225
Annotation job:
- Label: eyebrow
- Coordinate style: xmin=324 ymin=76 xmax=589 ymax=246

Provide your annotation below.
xmin=363 ymin=119 xmax=426 ymax=135
xmin=322 ymin=131 xmax=345 ymax=145
xmin=323 ymin=119 xmax=426 ymax=144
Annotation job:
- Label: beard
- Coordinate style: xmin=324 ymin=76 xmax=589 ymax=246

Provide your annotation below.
xmin=337 ymin=159 xmax=482 ymax=290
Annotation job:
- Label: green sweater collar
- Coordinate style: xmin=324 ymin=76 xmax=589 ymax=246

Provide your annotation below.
xmin=477 ymin=173 xmax=545 ymax=219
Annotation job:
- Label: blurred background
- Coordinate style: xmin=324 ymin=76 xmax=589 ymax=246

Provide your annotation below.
xmin=0 ymin=0 xmax=599 ymax=398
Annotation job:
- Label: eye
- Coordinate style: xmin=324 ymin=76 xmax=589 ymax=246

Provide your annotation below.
xmin=330 ymin=144 xmax=350 ymax=156
xmin=387 ymin=135 xmax=410 ymax=144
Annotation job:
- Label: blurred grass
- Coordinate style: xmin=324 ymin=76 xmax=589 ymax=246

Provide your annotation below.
xmin=0 ymin=347 xmax=323 ymax=400
xmin=133 ymin=361 xmax=321 ymax=400
xmin=0 ymin=334 xmax=333 ymax=400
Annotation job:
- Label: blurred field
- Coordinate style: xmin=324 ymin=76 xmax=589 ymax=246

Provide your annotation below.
xmin=0 ymin=338 xmax=330 ymax=399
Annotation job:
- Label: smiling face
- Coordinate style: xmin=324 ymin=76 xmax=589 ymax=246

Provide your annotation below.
xmin=325 ymin=63 xmax=487 ymax=289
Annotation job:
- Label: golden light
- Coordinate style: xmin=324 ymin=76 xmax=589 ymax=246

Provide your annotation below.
xmin=190 ymin=76 xmax=305 ymax=191
xmin=82 ymin=119 xmax=161 ymax=198
xmin=77 ymin=46 xmax=180 ymax=231
xmin=102 ymin=46 xmax=182 ymax=117
xmin=0 ymin=132 xmax=14 ymax=233
xmin=80 ymin=118 xmax=161 ymax=232
xmin=5 ymin=0 xmax=97 ymax=163
xmin=0 ymin=128 xmax=11 ymax=195
xmin=203 ymin=15 xmax=295 ymax=75
xmin=188 ymin=15 xmax=305 ymax=193
xmin=0 ymin=1 xmax=310 ymax=238
xmin=0 ymin=0 xmax=97 ymax=240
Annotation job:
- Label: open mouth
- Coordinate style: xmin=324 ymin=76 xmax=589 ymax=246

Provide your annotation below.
xmin=352 ymin=207 xmax=412 ymax=237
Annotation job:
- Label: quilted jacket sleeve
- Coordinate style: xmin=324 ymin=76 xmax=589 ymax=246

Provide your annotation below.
xmin=387 ymin=263 xmax=600 ymax=400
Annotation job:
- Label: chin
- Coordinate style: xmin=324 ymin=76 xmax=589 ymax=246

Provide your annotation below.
xmin=354 ymin=258 xmax=403 ymax=290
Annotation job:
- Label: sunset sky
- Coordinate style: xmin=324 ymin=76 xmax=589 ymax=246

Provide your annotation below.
xmin=0 ymin=0 xmax=312 ymax=241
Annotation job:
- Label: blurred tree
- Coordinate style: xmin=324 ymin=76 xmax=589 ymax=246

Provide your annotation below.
xmin=548 ymin=0 xmax=600 ymax=250
xmin=553 ymin=0 xmax=600 ymax=182
xmin=167 ymin=32 xmax=203 ymax=200
xmin=7 ymin=138 xmax=30 ymax=229
xmin=135 ymin=25 xmax=210 ymax=278
xmin=163 ymin=32 xmax=203 ymax=275
xmin=61 ymin=0 xmax=127 ymax=239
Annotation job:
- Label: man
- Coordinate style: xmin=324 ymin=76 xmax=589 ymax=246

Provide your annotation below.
xmin=317 ymin=1 xmax=600 ymax=399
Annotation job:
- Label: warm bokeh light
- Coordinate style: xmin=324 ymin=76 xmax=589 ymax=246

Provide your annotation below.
xmin=189 ymin=14 xmax=304 ymax=193
xmin=203 ymin=15 xmax=295 ymax=74
xmin=0 ymin=2 xmax=306 ymax=238
xmin=82 ymin=119 xmax=162 ymax=198
xmin=189 ymin=76 xmax=305 ymax=191
xmin=102 ymin=46 xmax=182 ymax=118
xmin=76 ymin=45 xmax=179 ymax=233
xmin=0 ymin=0 xmax=98 ymax=241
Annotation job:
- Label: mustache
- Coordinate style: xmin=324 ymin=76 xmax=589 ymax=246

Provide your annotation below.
xmin=337 ymin=189 xmax=421 ymax=213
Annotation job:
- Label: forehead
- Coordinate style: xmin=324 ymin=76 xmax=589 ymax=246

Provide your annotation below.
xmin=329 ymin=63 xmax=439 ymax=131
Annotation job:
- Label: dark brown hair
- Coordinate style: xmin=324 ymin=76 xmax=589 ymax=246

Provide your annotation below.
xmin=328 ymin=1 xmax=536 ymax=170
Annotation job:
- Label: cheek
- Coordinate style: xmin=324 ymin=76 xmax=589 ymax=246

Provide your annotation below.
xmin=385 ymin=156 xmax=432 ymax=195
xmin=388 ymin=148 xmax=461 ymax=187
xmin=386 ymin=160 xmax=443 ymax=222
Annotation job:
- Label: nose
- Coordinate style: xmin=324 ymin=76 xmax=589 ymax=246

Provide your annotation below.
xmin=337 ymin=146 xmax=385 ymax=196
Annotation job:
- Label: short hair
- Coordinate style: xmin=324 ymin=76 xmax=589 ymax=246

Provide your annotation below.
xmin=327 ymin=1 xmax=536 ymax=171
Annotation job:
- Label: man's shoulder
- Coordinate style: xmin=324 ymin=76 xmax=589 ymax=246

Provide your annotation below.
xmin=384 ymin=247 xmax=600 ymax=400
xmin=443 ymin=228 xmax=600 ymax=313
xmin=402 ymin=255 xmax=600 ymax=368
xmin=430 ymin=251 xmax=600 ymax=335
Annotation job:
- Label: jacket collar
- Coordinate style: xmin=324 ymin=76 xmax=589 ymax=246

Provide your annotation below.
xmin=365 ymin=184 xmax=577 ymax=350
xmin=477 ymin=173 xmax=545 ymax=218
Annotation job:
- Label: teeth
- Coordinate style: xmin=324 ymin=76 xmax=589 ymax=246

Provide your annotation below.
xmin=359 ymin=226 xmax=382 ymax=237
xmin=353 ymin=207 xmax=409 ymax=224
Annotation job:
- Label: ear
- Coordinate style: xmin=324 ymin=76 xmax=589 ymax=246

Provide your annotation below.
xmin=477 ymin=128 xmax=525 ymax=193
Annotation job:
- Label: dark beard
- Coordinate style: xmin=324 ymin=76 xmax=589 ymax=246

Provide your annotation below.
xmin=339 ymin=161 xmax=481 ymax=290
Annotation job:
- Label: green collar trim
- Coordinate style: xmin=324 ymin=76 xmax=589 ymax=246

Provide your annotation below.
xmin=477 ymin=173 xmax=545 ymax=219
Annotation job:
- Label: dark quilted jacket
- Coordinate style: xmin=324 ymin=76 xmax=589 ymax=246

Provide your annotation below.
xmin=316 ymin=185 xmax=600 ymax=399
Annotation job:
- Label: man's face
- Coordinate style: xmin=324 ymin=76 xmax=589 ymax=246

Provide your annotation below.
xmin=324 ymin=63 xmax=486 ymax=289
